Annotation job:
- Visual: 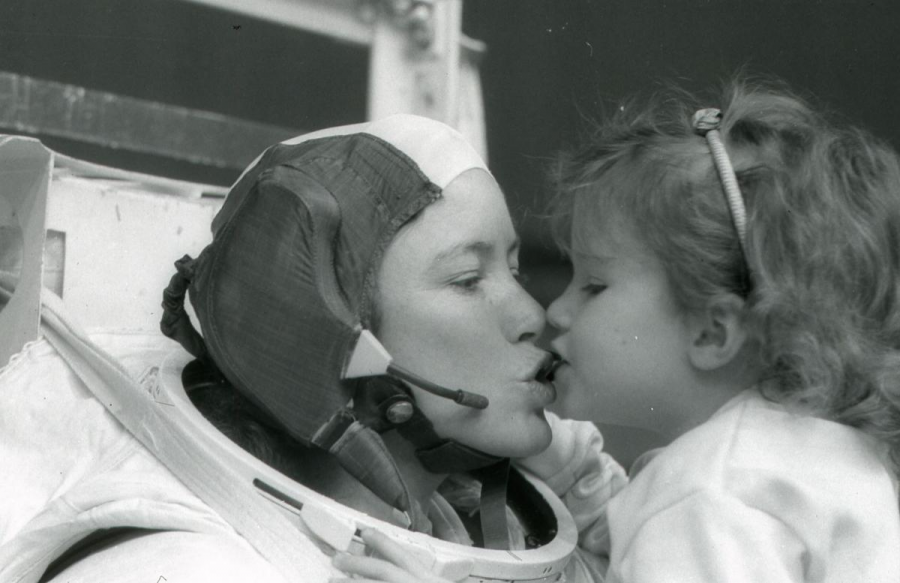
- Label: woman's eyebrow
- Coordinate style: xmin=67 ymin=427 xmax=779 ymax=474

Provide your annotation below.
xmin=434 ymin=237 xmax=521 ymax=264
xmin=433 ymin=241 xmax=493 ymax=264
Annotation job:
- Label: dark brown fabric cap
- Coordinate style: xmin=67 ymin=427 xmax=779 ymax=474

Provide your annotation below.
xmin=189 ymin=133 xmax=440 ymax=446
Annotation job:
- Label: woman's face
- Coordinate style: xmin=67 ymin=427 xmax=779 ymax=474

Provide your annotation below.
xmin=376 ymin=169 xmax=554 ymax=458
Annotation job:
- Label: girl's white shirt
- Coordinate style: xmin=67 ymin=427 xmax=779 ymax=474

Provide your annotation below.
xmin=605 ymin=389 xmax=900 ymax=583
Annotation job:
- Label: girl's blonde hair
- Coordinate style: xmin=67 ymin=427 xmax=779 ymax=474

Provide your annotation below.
xmin=550 ymin=76 xmax=900 ymax=470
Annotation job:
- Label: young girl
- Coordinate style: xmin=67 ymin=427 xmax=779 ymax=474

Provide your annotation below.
xmin=334 ymin=79 xmax=900 ymax=582
xmin=543 ymin=78 xmax=900 ymax=581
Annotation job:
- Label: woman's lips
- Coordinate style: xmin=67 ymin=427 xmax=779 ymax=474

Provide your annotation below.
xmin=526 ymin=378 xmax=557 ymax=406
xmin=515 ymin=352 xmax=562 ymax=406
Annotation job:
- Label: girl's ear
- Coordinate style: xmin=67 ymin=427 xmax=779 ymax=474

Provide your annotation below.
xmin=688 ymin=293 xmax=749 ymax=371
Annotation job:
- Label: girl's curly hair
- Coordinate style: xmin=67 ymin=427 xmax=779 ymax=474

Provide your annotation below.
xmin=550 ymin=75 xmax=900 ymax=472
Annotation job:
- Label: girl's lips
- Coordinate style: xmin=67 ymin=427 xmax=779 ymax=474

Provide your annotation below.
xmin=551 ymin=361 xmax=572 ymax=385
xmin=535 ymin=352 xmax=565 ymax=383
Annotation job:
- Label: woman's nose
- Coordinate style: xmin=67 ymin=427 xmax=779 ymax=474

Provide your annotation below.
xmin=546 ymin=285 xmax=574 ymax=332
xmin=505 ymin=284 xmax=546 ymax=343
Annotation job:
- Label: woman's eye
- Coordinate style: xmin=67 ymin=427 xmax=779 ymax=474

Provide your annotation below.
xmin=581 ymin=283 xmax=607 ymax=296
xmin=452 ymin=275 xmax=482 ymax=292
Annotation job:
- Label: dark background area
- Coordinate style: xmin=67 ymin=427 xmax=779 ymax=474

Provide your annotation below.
xmin=3 ymin=0 xmax=899 ymax=303
xmin=463 ymin=0 xmax=900 ymax=305
xmin=3 ymin=0 xmax=899 ymax=461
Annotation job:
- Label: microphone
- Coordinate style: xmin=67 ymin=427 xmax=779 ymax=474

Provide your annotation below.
xmin=343 ymin=330 xmax=489 ymax=410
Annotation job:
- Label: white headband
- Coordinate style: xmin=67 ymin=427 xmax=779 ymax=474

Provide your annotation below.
xmin=692 ymin=108 xmax=748 ymax=256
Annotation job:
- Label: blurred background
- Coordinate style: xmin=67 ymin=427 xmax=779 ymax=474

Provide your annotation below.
xmin=5 ymin=0 xmax=899 ymax=297
xmin=3 ymin=0 xmax=899 ymax=463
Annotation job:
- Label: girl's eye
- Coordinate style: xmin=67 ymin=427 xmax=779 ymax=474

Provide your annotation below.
xmin=582 ymin=283 xmax=607 ymax=296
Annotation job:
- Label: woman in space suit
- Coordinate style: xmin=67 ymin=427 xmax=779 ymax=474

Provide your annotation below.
xmin=0 ymin=114 xmax=623 ymax=583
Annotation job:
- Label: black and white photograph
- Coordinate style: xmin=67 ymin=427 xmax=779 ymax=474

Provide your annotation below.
xmin=1 ymin=1 xmax=899 ymax=581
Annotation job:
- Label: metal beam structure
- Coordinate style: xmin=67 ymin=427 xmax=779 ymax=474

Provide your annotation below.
xmin=0 ymin=0 xmax=485 ymax=171
xmin=0 ymin=72 xmax=301 ymax=171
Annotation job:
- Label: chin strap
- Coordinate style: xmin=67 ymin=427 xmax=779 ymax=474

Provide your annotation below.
xmin=476 ymin=459 xmax=512 ymax=550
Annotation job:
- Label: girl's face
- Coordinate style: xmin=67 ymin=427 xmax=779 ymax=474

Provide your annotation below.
xmin=376 ymin=169 xmax=555 ymax=458
xmin=547 ymin=217 xmax=702 ymax=441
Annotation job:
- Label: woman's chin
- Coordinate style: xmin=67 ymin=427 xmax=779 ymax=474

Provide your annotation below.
xmin=474 ymin=418 xmax=553 ymax=459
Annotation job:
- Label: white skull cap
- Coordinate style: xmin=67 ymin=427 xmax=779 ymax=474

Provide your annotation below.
xmin=275 ymin=114 xmax=490 ymax=189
